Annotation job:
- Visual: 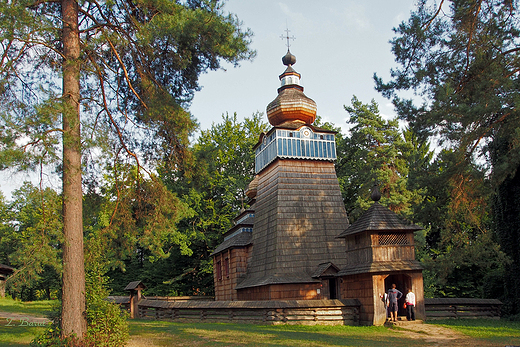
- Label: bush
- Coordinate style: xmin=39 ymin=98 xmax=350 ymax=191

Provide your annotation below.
xmin=31 ymin=237 xmax=129 ymax=347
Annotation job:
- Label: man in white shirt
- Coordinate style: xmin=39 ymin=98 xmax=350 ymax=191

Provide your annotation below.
xmin=405 ymin=288 xmax=416 ymax=321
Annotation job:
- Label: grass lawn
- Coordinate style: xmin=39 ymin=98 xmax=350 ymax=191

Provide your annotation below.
xmin=0 ymin=298 xmax=55 ymax=346
xmin=0 ymin=297 xmax=56 ymax=317
xmin=2 ymin=295 xmax=520 ymax=347
xmin=0 ymin=318 xmax=49 ymax=347
xmin=127 ymin=320 xmax=414 ymax=347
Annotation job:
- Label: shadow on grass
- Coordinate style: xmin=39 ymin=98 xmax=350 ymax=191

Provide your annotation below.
xmin=129 ymin=320 xmax=425 ymax=347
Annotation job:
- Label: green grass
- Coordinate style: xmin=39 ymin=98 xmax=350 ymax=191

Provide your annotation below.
xmin=2 ymin=295 xmax=520 ymax=347
xmin=430 ymin=318 xmax=520 ymax=345
xmin=0 ymin=297 xmax=55 ymax=346
xmin=127 ymin=320 xmax=419 ymax=347
xmin=0 ymin=318 xmax=49 ymax=347
xmin=0 ymin=297 xmax=56 ymax=317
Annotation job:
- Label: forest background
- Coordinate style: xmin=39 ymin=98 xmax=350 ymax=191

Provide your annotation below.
xmin=1 ymin=1 xmax=520 ymax=344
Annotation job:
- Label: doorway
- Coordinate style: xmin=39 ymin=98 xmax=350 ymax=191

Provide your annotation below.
xmin=329 ymin=278 xmax=337 ymax=299
xmin=384 ymin=274 xmax=412 ymax=317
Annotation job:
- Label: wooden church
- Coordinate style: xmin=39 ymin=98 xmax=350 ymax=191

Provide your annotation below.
xmin=211 ymin=49 xmax=425 ymax=325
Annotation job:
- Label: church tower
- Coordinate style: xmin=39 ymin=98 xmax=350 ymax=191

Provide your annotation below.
xmin=228 ymin=49 xmax=349 ymax=300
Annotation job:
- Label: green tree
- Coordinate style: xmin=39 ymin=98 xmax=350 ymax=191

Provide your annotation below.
xmin=108 ymin=113 xmax=269 ymax=296
xmin=414 ymin=149 xmax=508 ymax=299
xmin=338 ymin=96 xmax=423 ymax=221
xmin=374 ymin=0 xmax=520 ymax=313
xmin=0 ymin=183 xmax=62 ymax=301
xmin=0 ymin=0 xmax=254 ymax=340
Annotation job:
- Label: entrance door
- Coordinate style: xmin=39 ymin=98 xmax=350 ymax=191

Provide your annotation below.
xmin=384 ymin=274 xmax=411 ymax=317
xmin=329 ymin=278 xmax=337 ymax=299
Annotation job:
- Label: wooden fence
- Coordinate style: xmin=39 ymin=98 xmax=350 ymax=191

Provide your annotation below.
xmin=109 ymin=296 xmax=502 ymax=324
xmin=136 ymin=299 xmax=361 ymax=325
xmin=424 ymin=298 xmax=502 ymax=320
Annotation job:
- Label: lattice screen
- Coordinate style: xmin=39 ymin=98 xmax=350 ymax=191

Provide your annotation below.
xmin=378 ymin=233 xmax=408 ymax=245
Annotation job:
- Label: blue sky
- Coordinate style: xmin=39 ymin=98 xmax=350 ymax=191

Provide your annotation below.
xmin=189 ymin=1 xmax=417 ymax=134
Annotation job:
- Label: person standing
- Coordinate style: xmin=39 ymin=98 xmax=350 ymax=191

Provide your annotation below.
xmin=387 ymin=283 xmax=403 ymax=322
xmin=405 ymin=288 xmax=416 ymax=321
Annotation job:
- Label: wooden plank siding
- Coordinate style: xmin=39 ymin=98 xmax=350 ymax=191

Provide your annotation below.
xmin=214 ymin=247 xmax=251 ymax=301
xmin=136 ymin=299 xmax=361 ymax=325
xmin=235 ymin=159 xmax=348 ymax=297
xmin=372 ymin=245 xmax=415 ymax=262
xmin=424 ymin=298 xmax=502 ymax=320
xmin=237 ymin=283 xmax=320 ymax=301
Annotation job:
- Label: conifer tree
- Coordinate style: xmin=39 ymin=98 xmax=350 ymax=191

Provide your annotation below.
xmin=0 ymin=0 xmax=253 ymax=341
xmin=338 ymin=96 xmax=423 ymax=221
xmin=374 ymin=0 xmax=520 ymax=312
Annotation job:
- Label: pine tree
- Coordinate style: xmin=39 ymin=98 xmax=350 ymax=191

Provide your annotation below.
xmin=0 ymin=1 xmax=254 ymax=341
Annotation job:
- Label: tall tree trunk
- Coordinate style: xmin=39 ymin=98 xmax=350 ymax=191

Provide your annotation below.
xmin=61 ymin=0 xmax=86 ymax=342
xmin=495 ymin=167 xmax=520 ymax=315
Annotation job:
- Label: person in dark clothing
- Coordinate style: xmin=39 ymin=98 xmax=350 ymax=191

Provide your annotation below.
xmin=387 ymin=283 xmax=403 ymax=322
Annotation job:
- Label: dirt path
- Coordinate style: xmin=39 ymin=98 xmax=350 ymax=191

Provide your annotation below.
xmin=0 ymin=310 xmax=50 ymax=325
xmin=390 ymin=320 xmax=491 ymax=347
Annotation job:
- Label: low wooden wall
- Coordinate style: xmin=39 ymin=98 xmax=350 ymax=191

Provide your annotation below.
xmin=425 ymin=298 xmax=502 ymax=320
xmin=137 ymin=299 xmax=361 ymax=325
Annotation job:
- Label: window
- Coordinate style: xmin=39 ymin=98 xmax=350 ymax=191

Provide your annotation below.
xmin=378 ymin=233 xmax=409 ymax=245
xmin=224 ymin=258 xmax=229 ymax=277
xmin=216 ymin=260 xmax=222 ymax=280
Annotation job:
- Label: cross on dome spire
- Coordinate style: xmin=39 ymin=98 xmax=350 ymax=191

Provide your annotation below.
xmin=280 ymin=27 xmax=295 ymax=50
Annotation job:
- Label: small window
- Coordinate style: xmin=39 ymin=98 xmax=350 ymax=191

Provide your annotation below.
xmin=378 ymin=233 xmax=409 ymax=245
xmin=216 ymin=260 xmax=222 ymax=280
xmin=289 ymin=132 xmax=293 ymax=137
xmin=224 ymin=258 xmax=229 ymax=277
xmin=355 ymin=234 xmax=361 ymax=245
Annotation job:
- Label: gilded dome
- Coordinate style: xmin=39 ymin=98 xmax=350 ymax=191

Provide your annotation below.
xmin=266 ymin=50 xmax=316 ymax=126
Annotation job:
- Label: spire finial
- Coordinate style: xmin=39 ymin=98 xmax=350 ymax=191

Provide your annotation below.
xmin=280 ymin=27 xmax=296 ymax=66
xmin=280 ymin=26 xmax=296 ymax=50
xmin=371 ymin=181 xmax=381 ymax=202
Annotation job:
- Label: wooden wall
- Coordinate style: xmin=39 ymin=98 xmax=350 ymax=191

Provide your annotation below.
xmin=344 ymin=232 xmax=416 ymax=265
xmin=340 ymin=273 xmax=375 ymax=325
xmin=214 ymin=247 xmax=250 ymax=301
xmin=237 ymin=283 xmax=320 ymax=301
xmin=136 ymin=299 xmax=361 ymax=326
xmin=240 ymin=159 xmax=348 ymax=291
xmin=424 ymin=298 xmax=502 ymax=320
xmin=339 ymin=271 xmax=425 ymax=325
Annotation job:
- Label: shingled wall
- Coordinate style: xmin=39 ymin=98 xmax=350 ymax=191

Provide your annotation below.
xmin=236 ymin=159 xmax=348 ymax=297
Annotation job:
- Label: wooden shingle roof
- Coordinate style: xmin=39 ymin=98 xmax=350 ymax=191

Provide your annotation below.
xmin=311 ymin=262 xmax=339 ymax=278
xmin=210 ymin=231 xmax=252 ymax=256
xmin=124 ymin=281 xmax=146 ymax=291
xmin=336 ymin=260 xmax=423 ymax=276
xmin=337 ymin=202 xmax=422 ymax=238
xmin=211 ymin=209 xmax=254 ymax=256
xmin=236 ymin=272 xmax=319 ymax=290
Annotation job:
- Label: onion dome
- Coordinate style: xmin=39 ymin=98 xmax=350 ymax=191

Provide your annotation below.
xmin=246 ymin=175 xmax=259 ymax=199
xmin=266 ymin=50 xmax=317 ymax=126
xmin=371 ymin=183 xmax=381 ymax=202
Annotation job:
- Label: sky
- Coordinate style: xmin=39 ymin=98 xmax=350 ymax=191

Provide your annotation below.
xmin=189 ymin=0 xmax=417 ymax=134
xmin=0 ymin=1 xmax=418 ymax=198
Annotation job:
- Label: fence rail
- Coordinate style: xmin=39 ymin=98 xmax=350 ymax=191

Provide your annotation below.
xmin=109 ymin=295 xmax=502 ymax=324
xmin=424 ymin=298 xmax=502 ymax=320
xmin=136 ymin=299 xmax=361 ymax=325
